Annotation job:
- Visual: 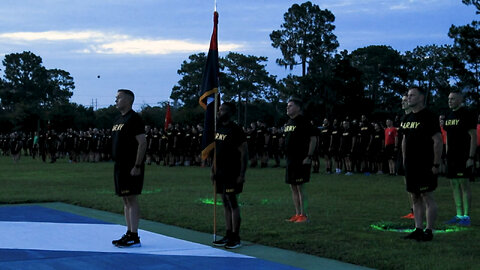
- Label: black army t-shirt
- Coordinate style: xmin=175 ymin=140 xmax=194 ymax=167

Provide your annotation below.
xmin=444 ymin=107 xmax=476 ymax=178
xmin=215 ymin=121 xmax=246 ymax=181
xmin=111 ymin=110 xmax=145 ymax=165
xmin=284 ymin=115 xmax=316 ymax=164
xmin=402 ymin=108 xmax=440 ymax=175
xmin=370 ymin=128 xmax=384 ymax=154
xmin=320 ymin=125 xmax=332 ymax=153
xmin=444 ymin=107 xmax=476 ymax=159
xmin=340 ymin=127 xmax=354 ymax=154
xmin=359 ymin=123 xmax=372 ymax=150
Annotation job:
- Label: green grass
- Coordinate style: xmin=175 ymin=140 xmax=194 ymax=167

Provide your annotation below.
xmin=1 ymin=156 xmax=479 ymax=270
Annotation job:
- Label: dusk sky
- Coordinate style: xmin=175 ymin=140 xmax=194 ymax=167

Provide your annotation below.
xmin=0 ymin=0 xmax=477 ymax=110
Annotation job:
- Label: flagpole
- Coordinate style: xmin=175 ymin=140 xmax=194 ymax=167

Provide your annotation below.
xmin=213 ymin=92 xmax=218 ymax=242
xmin=213 ymin=0 xmax=218 ymax=243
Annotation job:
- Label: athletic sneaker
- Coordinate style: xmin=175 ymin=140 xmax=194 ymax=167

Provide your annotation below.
xmin=458 ymin=216 xmax=471 ymax=227
xmin=285 ymin=214 xmax=300 ymax=222
xmin=403 ymin=228 xmax=424 ymax=241
xmin=212 ymin=236 xmax=229 ymax=247
xmin=401 ymin=212 xmax=415 ymax=219
xmin=423 ymin=229 xmax=433 ymax=241
xmin=225 ymin=238 xmax=242 ymax=249
xmin=115 ymin=234 xmax=141 ymax=248
xmin=295 ymin=214 xmax=308 ymax=223
xmin=445 ymin=216 xmax=462 ymax=225
xmin=112 ymin=233 xmax=129 ymax=246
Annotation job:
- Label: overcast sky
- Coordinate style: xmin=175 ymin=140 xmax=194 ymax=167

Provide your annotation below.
xmin=0 ymin=0 xmax=477 ymax=110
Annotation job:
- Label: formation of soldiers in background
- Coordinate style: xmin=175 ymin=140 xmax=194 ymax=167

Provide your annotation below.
xmin=2 ymin=114 xmax=480 ymax=177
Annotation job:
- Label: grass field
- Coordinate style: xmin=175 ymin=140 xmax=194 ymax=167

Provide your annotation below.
xmin=1 ymin=156 xmax=479 ymax=270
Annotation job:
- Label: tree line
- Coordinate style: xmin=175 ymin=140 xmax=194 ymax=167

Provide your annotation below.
xmin=172 ymin=1 xmax=479 ymax=127
xmin=1 ymin=1 xmax=478 ymax=132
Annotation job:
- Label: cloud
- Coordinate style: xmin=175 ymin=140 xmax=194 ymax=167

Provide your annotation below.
xmin=87 ymin=39 xmax=243 ymax=55
xmin=388 ymin=0 xmax=447 ymax=11
xmin=319 ymin=0 xmax=447 ymax=14
xmin=0 ymin=30 xmax=243 ymax=55
xmin=0 ymin=31 xmax=127 ymax=42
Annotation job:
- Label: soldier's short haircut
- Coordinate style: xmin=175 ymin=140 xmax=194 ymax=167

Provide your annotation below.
xmin=287 ymin=96 xmax=303 ymax=110
xmin=409 ymin=86 xmax=426 ymax=97
xmin=449 ymin=90 xmax=465 ymax=98
xmin=118 ymin=89 xmax=135 ymax=103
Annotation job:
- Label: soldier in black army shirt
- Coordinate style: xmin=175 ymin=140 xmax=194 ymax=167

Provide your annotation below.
xmin=444 ymin=91 xmax=477 ymax=226
xmin=359 ymin=115 xmax=373 ymax=174
xmin=339 ymin=120 xmax=355 ymax=175
xmin=319 ymin=118 xmax=333 ymax=174
xmin=150 ymin=127 xmax=161 ymax=165
xmin=330 ymin=119 xmax=342 ymax=174
xmin=111 ymin=89 xmax=147 ymax=248
xmin=165 ymin=124 xmax=175 ymax=166
xmin=283 ymin=97 xmax=317 ymax=223
xmin=211 ymin=102 xmax=248 ymax=249
xmin=46 ymin=130 xmax=58 ymax=163
xmin=402 ymin=87 xmax=442 ymax=241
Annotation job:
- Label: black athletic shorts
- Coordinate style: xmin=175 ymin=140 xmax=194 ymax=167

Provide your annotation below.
xmin=385 ymin=144 xmax=395 ymax=160
xmin=447 ymin=157 xmax=472 ymax=179
xmin=339 ymin=148 xmax=352 ymax=158
xmin=286 ymin=162 xmax=311 ymax=185
xmin=321 ymin=145 xmax=331 ymax=158
xmin=215 ymin=176 xmax=243 ymax=195
xmin=114 ymin=162 xmax=144 ymax=196
xmin=405 ymin=169 xmax=438 ymax=194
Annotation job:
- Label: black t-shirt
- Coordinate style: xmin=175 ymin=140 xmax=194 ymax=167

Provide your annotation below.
xmin=65 ymin=132 xmax=76 ymax=149
xmin=166 ymin=129 xmax=175 ymax=149
xmin=46 ymin=134 xmax=58 ymax=151
xmin=145 ymin=131 xmax=152 ymax=150
xmin=270 ymin=132 xmax=280 ymax=151
xmin=111 ymin=110 xmax=145 ymax=164
xmin=320 ymin=126 xmax=331 ymax=151
xmin=284 ymin=115 xmax=316 ymax=164
xmin=184 ymin=130 xmax=192 ymax=149
xmin=215 ymin=121 xmax=246 ymax=180
xmin=371 ymin=129 xmax=384 ymax=152
xmin=359 ymin=123 xmax=372 ymax=149
xmin=174 ymin=128 xmax=184 ymax=149
xmin=330 ymin=126 xmax=341 ymax=149
xmin=340 ymin=127 xmax=354 ymax=152
xmin=255 ymin=127 xmax=265 ymax=146
xmin=444 ymin=107 xmax=476 ymax=159
xmin=151 ymin=133 xmax=160 ymax=150
xmin=402 ymin=108 xmax=440 ymax=170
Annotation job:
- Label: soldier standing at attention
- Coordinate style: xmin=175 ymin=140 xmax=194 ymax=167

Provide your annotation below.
xmin=111 ymin=89 xmax=147 ymax=248
xmin=211 ymin=102 xmax=248 ymax=249
xmin=402 ymin=87 xmax=442 ymax=241
xmin=284 ymin=97 xmax=317 ymax=223
xmin=444 ymin=91 xmax=477 ymax=226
